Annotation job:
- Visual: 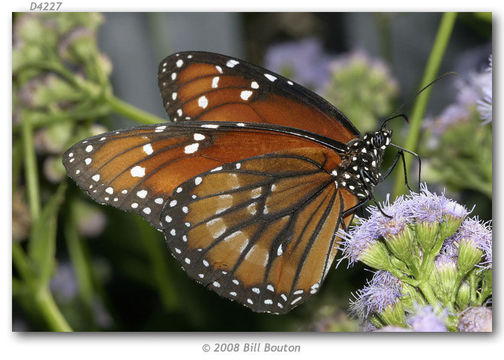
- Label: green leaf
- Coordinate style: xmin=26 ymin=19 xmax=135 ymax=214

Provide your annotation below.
xmin=28 ymin=182 xmax=67 ymax=288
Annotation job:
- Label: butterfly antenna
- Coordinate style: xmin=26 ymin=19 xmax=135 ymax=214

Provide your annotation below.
xmin=382 ymin=71 xmax=458 ymax=127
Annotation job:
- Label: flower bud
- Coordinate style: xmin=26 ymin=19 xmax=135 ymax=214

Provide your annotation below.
xmin=415 ymin=221 xmax=441 ymax=254
xmin=456 ymin=281 xmax=471 ymax=309
xmin=457 ymin=239 xmax=483 ymax=276
xmin=359 ymin=240 xmax=392 ymax=270
xmin=432 ymin=254 xmax=458 ymax=303
xmin=380 ymin=301 xmax=406 ymax=327
xmin=438 ymin=211 xmax=466 ymax=242
xmin=384 ymin=226 xmax=415 ymax=266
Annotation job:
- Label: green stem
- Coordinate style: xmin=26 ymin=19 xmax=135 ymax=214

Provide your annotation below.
xmin=21 ymin=111 xmax=40 ymax=220
xmin=104 ymin=94 xmax=165 ymax=125
xmin=64 ymin=199 xmax=95 ymax=307
xmin=21 ymin=60 xmax=166 ymax=126
xmin=417 ymin=281 xmax=440 ymax=308
xmin=35 ymin=288 xmax=73 ymax=332
xmin=393 ymin=12 xmax=457 ymax=197
xmin=12 ymin=104 xmax=112 ymax=134
xmin=12 ymin=242 xmax=32 ymax=282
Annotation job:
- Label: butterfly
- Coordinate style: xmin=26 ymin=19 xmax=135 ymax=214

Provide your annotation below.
xmin=63 ymin=51 xmax=405 ymax=314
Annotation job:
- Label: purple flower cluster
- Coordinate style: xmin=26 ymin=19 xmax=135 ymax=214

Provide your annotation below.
xmin=263 ymin=37 xmax=331 ymax=92
xmin=451 ymin=217 xmax=493 ymax=269
xmin=407 ymin=306 xmax=448 ymax=332
xmin=349 ymin=270 xmax=403 ymax=321
xmin=339 ymin=185 xmax=469 ymax=266
xmin=424 ymin=53 xmax=492 ymax=139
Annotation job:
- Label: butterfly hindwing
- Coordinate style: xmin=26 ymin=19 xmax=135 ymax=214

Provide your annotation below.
xmin=158 ymin=51 xmax=360 ymax=144
xmin=161 ymin=148 xmax=357 ymax=314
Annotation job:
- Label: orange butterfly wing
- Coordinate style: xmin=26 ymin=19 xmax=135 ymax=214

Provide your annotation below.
xmin=158 ymin=51 xmax=360 ymax=144
xmin=161 ymin=148 xmax=357 ymax=313
xmin=62 ymin=122 xmax=345 ymax=230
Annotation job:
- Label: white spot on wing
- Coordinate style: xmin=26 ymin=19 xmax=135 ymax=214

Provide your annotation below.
xmin=137 ymin=189 xmax=148 ymax=199
xmin=130 ymin=166 xmax=146 ymax=177
xmin=212 ymin=76 xmax=220 ymax=88
xmin=193 ymin=133 xmax=205 ymax=141
xmin=226 ymin=59 xmax=239 ymax=68
xmin=184 ymin=143 xmax=199 ymax=154
xmin=291 ymin=296 xmax=302 ymax=305
xmin=240 ymin=90 xmax=253 ymax=101
xmin=143 ymin=143 xmax=153 ymax=155
xmin=198 ymin=96 xmax=208 ymax=109
xmin=264 ymin=73 xmax=277 ymax=82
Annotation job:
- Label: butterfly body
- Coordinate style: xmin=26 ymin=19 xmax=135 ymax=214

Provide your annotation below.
xmin=63 ymin=51 xmax=395 ymax=314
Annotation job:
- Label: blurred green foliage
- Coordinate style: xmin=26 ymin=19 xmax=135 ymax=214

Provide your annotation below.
xmin=324 ymin=52 xmax=399 ymax=133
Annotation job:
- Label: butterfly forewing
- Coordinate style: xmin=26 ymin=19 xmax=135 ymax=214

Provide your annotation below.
xmin=63 ymin=122 xmax=339 ymax=229
xmin=161 ymin=148 xmax=357 ymax=313
xmin=158 ymin=51 xmax=360 ymax=144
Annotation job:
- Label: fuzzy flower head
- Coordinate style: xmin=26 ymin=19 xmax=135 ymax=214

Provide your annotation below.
xmin=349 ymin=271 xmax=403 ymax=321
xmin=338 ymin=195 xmax=408 ymax=267
xmin=339 ymin=185 xmax=468 ymax=267
xmin=451 ymin=217 xmax=492 ymax=270
xmin=407 ymin=306 xmax=448 ymax=332
xmin=263 ymin=37 xmax=331 ymax=92
xmin=402 ymin=184 xmax=469 ymax=224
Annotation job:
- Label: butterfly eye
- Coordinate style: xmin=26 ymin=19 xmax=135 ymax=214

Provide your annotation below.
xmin=372 ymin=133 xmax=385 ymax=148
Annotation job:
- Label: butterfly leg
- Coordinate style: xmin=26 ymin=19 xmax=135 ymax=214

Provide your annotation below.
xmin=359 ymin=168 xmax=392 ymax=218
xmin=378 ymin=150 xmax=413 ymax=192
xmin=389 ymin=143 xmax=422 ymax=192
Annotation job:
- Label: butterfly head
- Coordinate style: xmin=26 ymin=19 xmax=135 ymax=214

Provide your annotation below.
xmin=332 ymin=128 xmax=392 ymax=200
